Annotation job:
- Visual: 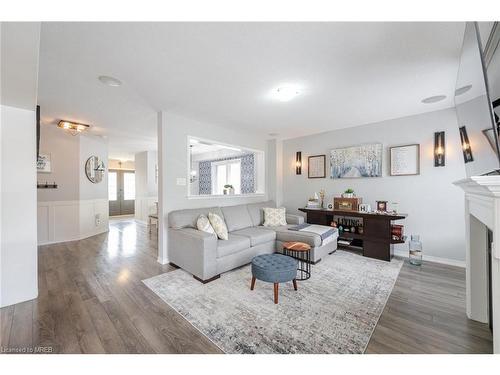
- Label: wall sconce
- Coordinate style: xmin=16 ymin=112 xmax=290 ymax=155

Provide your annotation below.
xmin=434 ymin=131 xmax=445 ymax=167
xmin=58 ymin=120 xmax=90 ymax=136
xmin=295 ymin=151 xmax=302 ymax=175
xmin=459 ymin=126 xmax=474 ymax=163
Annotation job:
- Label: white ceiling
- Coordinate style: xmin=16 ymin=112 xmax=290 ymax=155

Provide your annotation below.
xmin=37 ymin=22 xmax=467 ymax=159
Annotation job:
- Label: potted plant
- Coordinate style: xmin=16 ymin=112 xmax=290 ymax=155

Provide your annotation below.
xmin=342 ymin=188 xmax=355 ymax=198
xmin=223 ymin=184 xmax=234 ymax=195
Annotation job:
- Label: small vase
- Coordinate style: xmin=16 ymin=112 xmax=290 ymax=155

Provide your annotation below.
xmin=409 ymin=235 xmax=423 ymax=266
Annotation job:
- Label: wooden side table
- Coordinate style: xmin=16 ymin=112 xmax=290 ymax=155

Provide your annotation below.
xmin=282 ymin=241 xmax=312 ymax=281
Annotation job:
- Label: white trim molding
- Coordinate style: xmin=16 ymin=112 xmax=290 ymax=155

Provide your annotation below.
xmin=37 ymin=199 xmax=109 ymax=245
xmin=393 ymin=249 xmax=465 ymax=268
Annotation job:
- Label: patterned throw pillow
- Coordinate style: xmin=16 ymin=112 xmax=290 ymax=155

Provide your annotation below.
xmin=208 ymin=212 xmax=229 ymax=240
xmin=263 ymin=207 xmax=287 ymax=227
xmin=196 ymin=214 xmax=216 ymax=235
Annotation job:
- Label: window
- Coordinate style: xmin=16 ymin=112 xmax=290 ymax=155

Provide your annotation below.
xmin=108 ymin=171 xmax=117 ymax=201
xmin=123 ymin=172 xmax=135 ymax=200
xmin=211 ymin=160 xmax=241 ymax=195
xmin=187 ymin=136 xmax=265 ymax=197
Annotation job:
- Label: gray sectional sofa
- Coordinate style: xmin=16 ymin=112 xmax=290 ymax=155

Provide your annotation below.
xmin=168 ymin=200 xmax=338 ymax=283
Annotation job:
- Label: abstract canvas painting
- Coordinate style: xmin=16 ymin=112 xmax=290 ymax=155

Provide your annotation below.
xmin=330 ymin=143 xmax=382 ymax=178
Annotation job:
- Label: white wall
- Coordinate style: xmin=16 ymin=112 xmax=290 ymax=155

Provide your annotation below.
xmin=1 ymin=105 xmax=38 ymax=307
xmin=135 ymin=150 xmax=158 ymax=223
xmin=282 ymin=108 xmax=467 ymax=264
xmin=36 ymin=126 xmax=109 ymax=245
xmin=162 ymin=112 xmax=270 ymax=211
xmin=0 ymin=22 xmax=40 ymax=308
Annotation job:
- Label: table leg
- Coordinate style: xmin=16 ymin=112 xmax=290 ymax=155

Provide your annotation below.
xmin=293 ymin=279 xmax=297 ymax=291
xmin=250 ymin=276 xmax=256 ymax=290
xmin=274 ymin=283 xmax=279 ymax=304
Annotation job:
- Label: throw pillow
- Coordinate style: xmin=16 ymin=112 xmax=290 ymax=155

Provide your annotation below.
xmin=196 ymin=214 xmax=215 ymax=235
xmin=263 ymin=207 xmax=287 ymax=227
xmin=208 ymin=212 xmax=228 ymax=240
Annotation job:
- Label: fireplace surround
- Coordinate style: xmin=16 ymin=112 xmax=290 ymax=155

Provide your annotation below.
xmin=454 ymin=175 xmax=500 ymax=353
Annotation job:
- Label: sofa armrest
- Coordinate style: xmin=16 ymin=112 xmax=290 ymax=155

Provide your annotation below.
xmin=286 ymin=214 xmax=304 ymax=225
xmin=168 ymin=228 xmax=218 ymax=280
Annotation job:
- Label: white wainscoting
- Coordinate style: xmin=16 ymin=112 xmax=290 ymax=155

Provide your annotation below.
xmin=135 ymin=196 xmax=158 ymax=224
xmin=37 ymin=199 xmax=109 ymax=245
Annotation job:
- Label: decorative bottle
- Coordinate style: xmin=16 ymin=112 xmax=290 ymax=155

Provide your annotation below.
xmin=409 ymin=235 xmax=423 ymax=266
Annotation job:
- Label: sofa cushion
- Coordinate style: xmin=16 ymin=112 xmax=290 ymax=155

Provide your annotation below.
xmin=263 ymin=207 xmax=287 ymax=226
xmin=220 ymin=204 xmax=253 ymax=232
xmin=196 ymin=214 xmax=215 ymax=234
xmin=272 ymin=225 xmax=322 ymax=247
xmin=246 ymin=200 xmax=276 ymax=226
xmin=169 ymin=206 xmax=224 ymax=229
xmin=216 ymin=234 xmax=251 ymax=258
xmin=208 ymin=212 xmax=229 ymax=240
xmin=232 ymin=227 xmax=277 ymax=246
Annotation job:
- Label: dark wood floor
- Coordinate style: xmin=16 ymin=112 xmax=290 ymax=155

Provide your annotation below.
xmin=0 ymin=218 xmax=492 ymax=354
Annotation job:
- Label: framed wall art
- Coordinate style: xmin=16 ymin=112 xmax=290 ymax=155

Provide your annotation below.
xmin=330 ymin=143 xmax=382 ymax=178
xmin=390 ymin=144 xmax=420 ymax=176
xmin=308 ymin=154 xmax=326 ymax=178
xmin=37 ymin=153 xmax=52 ymax=173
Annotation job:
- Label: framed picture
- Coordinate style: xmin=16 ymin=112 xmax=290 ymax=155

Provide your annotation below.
xmin=308 ymin=155 xmax=326 ymax=178
xmin=390 ymin=144 xmax=420 ymax=176
xmin=37 ymin=153 xmax=51 ymax=173
xmin=330 ymin=143 xmax=382 ymax=178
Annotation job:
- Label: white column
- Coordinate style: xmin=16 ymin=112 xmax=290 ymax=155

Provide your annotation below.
xmin=157 ymin=111 xmax=169 ymax=264
xmin=266 ymin=138 xmax=283 ymax=206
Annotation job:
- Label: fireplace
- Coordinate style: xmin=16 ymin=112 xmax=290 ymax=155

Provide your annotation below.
xmin=454 ymin=176 xmax=500 ymax=353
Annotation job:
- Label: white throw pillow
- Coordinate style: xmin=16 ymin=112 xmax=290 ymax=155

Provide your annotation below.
xmin=208 ymin=212 xmax=229 ymax=240
xmin=196 ymin=214 xmax=215 ymax=235
xmin=263 ymin=207 xmax=287 ymax=227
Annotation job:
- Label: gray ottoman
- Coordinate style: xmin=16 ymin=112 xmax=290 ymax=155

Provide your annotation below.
xmin=251 ymin=253 xmax=298 ymax=304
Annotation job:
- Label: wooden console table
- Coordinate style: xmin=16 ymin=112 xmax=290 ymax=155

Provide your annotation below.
xmin=298 ymin=208 xmax=407 ymax=261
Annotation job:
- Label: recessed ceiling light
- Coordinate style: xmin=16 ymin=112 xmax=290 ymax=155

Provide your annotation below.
xmin=271 ymin=85 xmax=300 ymax=102
xmin=421 ymin=95 xmax=447 ymax=104
xmin=455 ymin=85 xmax=472 ymax=96
xmin=98 ymin=75 xmax=122 ymax=87
xmin=268 ymin=133 xmax=279 ymax=137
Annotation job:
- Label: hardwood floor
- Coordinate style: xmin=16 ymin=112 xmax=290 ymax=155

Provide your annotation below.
xmin=0 ymin=218 xmax=492 ymax=354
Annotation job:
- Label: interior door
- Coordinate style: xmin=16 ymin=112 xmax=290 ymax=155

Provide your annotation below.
xmin=108 ymin=169 xmax=135 ymax=216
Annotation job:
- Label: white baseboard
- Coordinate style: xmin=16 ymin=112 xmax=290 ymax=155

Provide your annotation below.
xmin=393 ymin=249 xmax=465 ymax=268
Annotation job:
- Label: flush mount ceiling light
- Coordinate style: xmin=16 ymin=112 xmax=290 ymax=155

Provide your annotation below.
xmin=455 ymin=85 xmax=473 ymax=96
xmin=271 ymin=85 xmax=301 ymax=102
xmin=98 ymin=75 xmax=122 ymax=87
xmin=58 ymin=120 xmax=90 ymax=136
xmin=421 ymin=95 xmax=447 ymax=104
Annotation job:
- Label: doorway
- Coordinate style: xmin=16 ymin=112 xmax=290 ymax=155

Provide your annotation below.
xmin=108 ymin=169 xmax=135 ymax=216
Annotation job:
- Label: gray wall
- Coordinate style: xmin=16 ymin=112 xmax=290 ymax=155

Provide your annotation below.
xmin=282 ymin=108 xmax=467 ymax=262
xmin=37 ymin=124 xmax=79 ymax=201
xmin=37 ymin=124 xmax=108 ymax=201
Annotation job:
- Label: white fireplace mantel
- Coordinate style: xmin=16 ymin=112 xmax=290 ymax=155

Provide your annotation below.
xmin=454 ymin=175 xmax=500 ymax=353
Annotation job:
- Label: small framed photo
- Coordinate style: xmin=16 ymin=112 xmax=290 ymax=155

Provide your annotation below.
xmin=37 ymin=153 xmax=51 ymax=173
xmin=308 ymin=155 xmax=326 ymax=178
xmin=376 ymin=200 xmax=388 ymax=212
xmin=390 ymin=144 xmax=420 ymax=176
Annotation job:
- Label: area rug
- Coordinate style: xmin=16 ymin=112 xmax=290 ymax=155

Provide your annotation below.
xmin=142 ymin=250 xmax=403 ymax=354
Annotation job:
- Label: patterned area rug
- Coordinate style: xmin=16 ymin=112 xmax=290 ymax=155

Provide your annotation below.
xmin=143 ymin=250 xmax=403 ymax=354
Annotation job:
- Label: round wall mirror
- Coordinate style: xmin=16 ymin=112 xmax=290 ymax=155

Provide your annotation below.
xmin=85 ymin=156 xmax=105 ymax=183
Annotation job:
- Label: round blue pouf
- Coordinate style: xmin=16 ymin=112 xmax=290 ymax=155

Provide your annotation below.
xmin=251 ymin=253 xmax=298 ymax=284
